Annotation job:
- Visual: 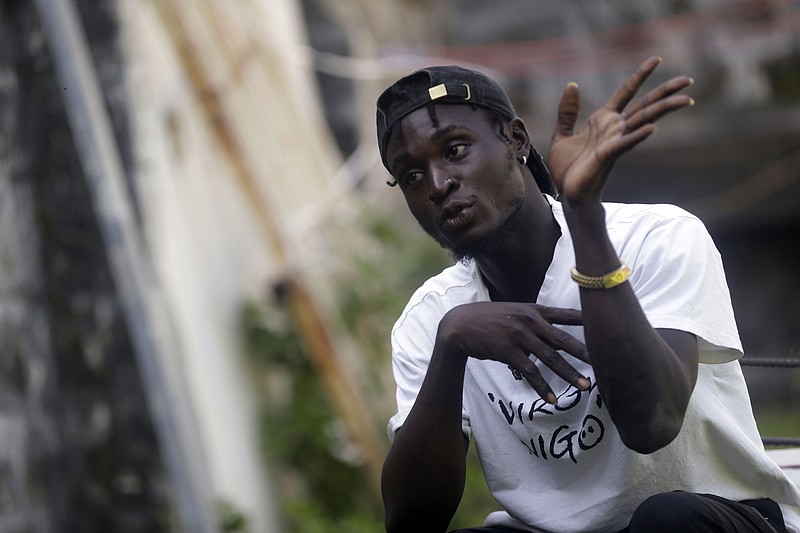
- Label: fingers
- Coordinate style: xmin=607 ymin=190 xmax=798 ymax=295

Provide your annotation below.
xmin=537 ymin=305 xmax=583 ymax=326
xmin=543 ymin=324 xmax=591 ymax=364
xmin=606 ymin=56 xmax=663 ymax=112
xmin=554 ymin=58 xmax=692 ymax=157
xmin=604 ymin=124 xmax=657 ymax=159
xmin=531 ymin=305 xmax=589 ymax=363
xmin=624 ymin=93 xmax=694 ymax=133
xmin=517 ymin=311 xmax=592 ymax=404
xmin=513 ymin=356 xmax=557 ymax=404
xmin=606 ymin=66 xmax=694 ymax=154
xmin=608 ymin=86 xmax=692 ymax=156
xmin=554 ymin=82 xmax=581 ymax=139
xmin=512 ymin=344 xmax=591 ymax=405
xmin=624 ymin=75 xmax=694 ymax=119
xmin=444 ymin=302 xmax=591 ymax=404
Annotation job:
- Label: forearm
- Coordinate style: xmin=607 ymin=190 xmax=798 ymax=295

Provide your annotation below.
xmin=564 ymin=203 xmax=698 ymax=452
xmin=382 ymin=336 xmax=469 ymax=532
xmin=581 ymin=288 xmax=696 ymax=452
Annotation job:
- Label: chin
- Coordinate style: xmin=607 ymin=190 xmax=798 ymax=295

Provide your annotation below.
xmin=420 ymin=224 xmax=502 ymax=263
xmin=452 ymin=203 xmax=524 ymax=262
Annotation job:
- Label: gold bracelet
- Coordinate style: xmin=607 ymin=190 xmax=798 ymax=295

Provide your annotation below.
xmin=571 ymin=261 xmax=631 ymax=289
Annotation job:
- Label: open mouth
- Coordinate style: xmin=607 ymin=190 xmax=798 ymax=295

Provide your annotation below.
xmin=440 ymin=203 xmax=474 ymax=232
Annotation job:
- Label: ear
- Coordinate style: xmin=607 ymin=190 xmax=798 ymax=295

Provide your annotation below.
xmin=508 ymin=117 xmax=532 ymax=160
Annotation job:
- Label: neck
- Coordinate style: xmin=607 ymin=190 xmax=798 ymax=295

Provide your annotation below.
xmin=476 ymin=195 xmax=561 ymax=303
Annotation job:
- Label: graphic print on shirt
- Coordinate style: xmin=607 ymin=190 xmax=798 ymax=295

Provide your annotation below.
xmin=486 ymin=371 xmax=605 ymax=464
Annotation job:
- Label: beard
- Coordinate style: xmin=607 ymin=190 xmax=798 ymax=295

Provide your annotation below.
xmin=424 ymin=146 xmax=524 ymax=263
xmin=422 ymin=194 xmax=525 ymax=264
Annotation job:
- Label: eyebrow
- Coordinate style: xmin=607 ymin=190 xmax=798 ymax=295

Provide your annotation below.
xmin=431 ymin=124 xmax=466 ymax=140
xmin=389 ymin=124 xmax=470 ymax=172
xmin=389 ymin=153 xmax=409 ymax=174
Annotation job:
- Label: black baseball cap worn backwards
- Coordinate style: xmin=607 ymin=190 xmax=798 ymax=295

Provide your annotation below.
xmin=376 ymin=65 xmax=556 ymax=196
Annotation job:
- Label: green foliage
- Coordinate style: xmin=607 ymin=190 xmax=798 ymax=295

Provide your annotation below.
xmin=336 ymin=207 xmax=449 ymax=343
xmin=333 ymin=206 xmax=501 ymax=527
xmin=753 ymin=406 xmax=800 ymax=443
xmin=241 ymin=302 xmax=383 ymax=532
xmin=240 ymin=203 xmax=501 ymax=531
xmin=216 ymin=499 xmax=249 ymax=532
xmin=283 ymin=499 xmax=384 ymax=533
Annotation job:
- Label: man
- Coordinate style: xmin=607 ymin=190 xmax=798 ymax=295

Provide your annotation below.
xmin=375 ymin=57 xmax=800 ymax=532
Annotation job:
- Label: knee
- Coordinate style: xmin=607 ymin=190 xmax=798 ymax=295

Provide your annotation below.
xmin=628 ymin=491 xmax=708 ymax=533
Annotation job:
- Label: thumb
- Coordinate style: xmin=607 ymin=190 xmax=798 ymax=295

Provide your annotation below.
xmin=554 ymin=82 xmax=580 ymax=140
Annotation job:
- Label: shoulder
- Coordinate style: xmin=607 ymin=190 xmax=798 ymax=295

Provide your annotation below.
xmin=549 ymin=197 xmax=704 ymax=233
xmin=393 ymin=261 xmax=483 ymax=333
xmin=602 ymin=201 xmax=704 ymax=229
xmin=600 ymin=202 xmax=712 ymax=250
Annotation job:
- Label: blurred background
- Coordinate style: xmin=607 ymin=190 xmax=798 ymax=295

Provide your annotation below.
xmin=1 ymin=0 xmax=798 ymax=531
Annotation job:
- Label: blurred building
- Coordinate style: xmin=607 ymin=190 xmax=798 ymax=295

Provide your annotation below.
xmin=304 ymin=0 xmax=800 ymax=404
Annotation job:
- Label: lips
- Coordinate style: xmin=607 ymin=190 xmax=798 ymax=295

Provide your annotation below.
xmin=439 ymin=201 xmax=474 ymax=232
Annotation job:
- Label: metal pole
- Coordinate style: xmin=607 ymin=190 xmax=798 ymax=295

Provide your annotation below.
xmin=32 ymin=1 xmax=217 ymax=531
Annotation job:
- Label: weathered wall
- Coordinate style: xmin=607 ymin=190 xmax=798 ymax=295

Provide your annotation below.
xmin=0 ymin=12 xmax=62 ymax=524
xmin=0 ymin=1 xmax=172 ymax=531
xmin=3 ymin=0 xmax=380 ymax=529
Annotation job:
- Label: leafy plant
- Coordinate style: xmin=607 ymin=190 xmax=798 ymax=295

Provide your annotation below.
xmin=240 ymin=203 xmax=499 ymax=531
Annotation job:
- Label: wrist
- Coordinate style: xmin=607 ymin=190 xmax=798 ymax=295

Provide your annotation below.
xmin=562 ymin=202 xmax=623 ymax=276
xmin=571 ymin=261 xmax=631 ymax=289
xmin=435 ymin=310 xmax=471 ymax=364
xmin=435 ymin=306 xmax=493 ymax=373
xmin=562 ymin=199 xmax=605 ymax=223
xmin=563 ymin=201 xmax=608 ymax=243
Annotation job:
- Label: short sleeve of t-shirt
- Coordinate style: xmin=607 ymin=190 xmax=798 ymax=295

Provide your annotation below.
xmin=387 ymin=297 xmax=440 ymax=440
xmin=387 ymin=265 xmax=481 ymax=441
xmin=607 ymin=204 xmax=743 ymax=363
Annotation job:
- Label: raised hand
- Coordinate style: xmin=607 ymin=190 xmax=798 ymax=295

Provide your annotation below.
xmin=437 ymin=302 xmax=590 ymax=404
xmin=548 ymin=57 xmax=694 ymax=206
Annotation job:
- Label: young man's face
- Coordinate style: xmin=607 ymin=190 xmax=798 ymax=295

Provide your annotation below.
xmin=385 ymin=105 xmax=527 ymax=260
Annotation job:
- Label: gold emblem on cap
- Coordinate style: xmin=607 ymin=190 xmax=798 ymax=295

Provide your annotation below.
xmin=428 ymin=83 xmax=471 ymax=101
xmin=428 ymin=84 xmax=448 ymax=100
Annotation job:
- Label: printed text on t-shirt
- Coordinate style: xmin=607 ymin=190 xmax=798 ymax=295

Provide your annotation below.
xmin=486 ymin=379 xmax=605 ymax=464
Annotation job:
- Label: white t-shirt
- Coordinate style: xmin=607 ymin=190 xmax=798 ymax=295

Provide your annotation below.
xmin=388 ymin=199 xmax=800 ymax=533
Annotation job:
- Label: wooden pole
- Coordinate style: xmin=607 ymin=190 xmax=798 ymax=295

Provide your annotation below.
xmin=155 ymin=0 xmax=385 ymax=490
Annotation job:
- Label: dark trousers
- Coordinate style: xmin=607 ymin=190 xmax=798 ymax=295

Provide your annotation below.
xmin=449 ymin=491 xmax=786 ymax=533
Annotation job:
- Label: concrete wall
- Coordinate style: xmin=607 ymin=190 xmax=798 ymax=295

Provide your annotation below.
xmin=0 ymin=1 xmax=171 ymax=531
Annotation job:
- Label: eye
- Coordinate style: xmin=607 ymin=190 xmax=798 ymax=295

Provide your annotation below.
xmin=446 ymin=144 xmax=467 ymax=159
xmin=404 ymin=170 xmax=424 ymax=186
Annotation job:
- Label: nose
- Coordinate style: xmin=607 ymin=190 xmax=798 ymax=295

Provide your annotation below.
xmin=428 ymin=171 xmax=454 ymax=203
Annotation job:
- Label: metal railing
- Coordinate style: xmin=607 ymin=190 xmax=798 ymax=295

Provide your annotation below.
xmin=740 ymin=357 xmax=800 ymax=448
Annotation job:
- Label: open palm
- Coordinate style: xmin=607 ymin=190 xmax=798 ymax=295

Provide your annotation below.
xmin=548 ymin=57 xmax=695 ymax=206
